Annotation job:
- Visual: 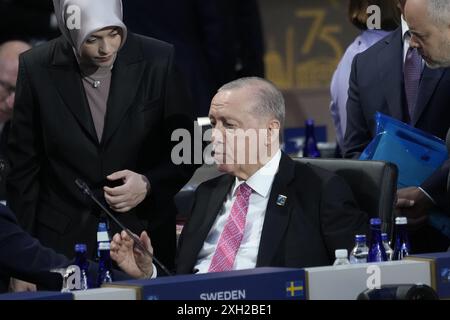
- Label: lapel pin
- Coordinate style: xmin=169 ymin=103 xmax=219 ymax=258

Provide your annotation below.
xmin=276 ymin=195 xmax=287 ymax=206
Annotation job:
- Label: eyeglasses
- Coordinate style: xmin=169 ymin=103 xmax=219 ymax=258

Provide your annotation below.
xmin=0 ymin=79 xmax=15 ymax=98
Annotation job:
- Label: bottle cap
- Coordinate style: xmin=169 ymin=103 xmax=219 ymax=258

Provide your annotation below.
xmin=75 ymin=243 xmax=87 ymax=252
xmin=381 ymin=233 xmax=389 ymax=241
xmin=370 ymin=218 xmax=382 ymax=225
xmin=98 ymin=222 xmax=108 ymax=232
xmin=355 ymin=234 xmax=366 ymax=241
xmin=335 ymin=249 xmax=348 ymax=259
xmin=395 ymin=217 xmax=408 ymax=225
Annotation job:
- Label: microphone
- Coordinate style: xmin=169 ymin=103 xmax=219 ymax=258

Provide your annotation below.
xmin=75 ymin=179 xmax=173 ymax=276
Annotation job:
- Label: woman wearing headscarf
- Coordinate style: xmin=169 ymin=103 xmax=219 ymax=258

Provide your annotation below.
xmin=6 ymin=0 xmax=195 ymax=270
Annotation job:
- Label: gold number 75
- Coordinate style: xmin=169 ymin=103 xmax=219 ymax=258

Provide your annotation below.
xmin=296 ymin=9 xmax=342 ymax=58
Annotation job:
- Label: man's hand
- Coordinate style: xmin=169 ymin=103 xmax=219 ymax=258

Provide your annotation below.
xmin=104 ymin=170 xmax=150 ymax=213
xmin=9 ymin=278 xmax=37 ymax=292
xmin=110 ymin=230 xmax=153 ymax=279
xmin=396 ymin=187 xmax=433 ymax=227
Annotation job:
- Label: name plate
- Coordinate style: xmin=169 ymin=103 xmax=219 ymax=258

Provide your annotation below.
xmin=105 ymin=267 xmax=306 ymax=300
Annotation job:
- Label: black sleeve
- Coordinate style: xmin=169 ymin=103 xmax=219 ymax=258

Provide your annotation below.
xmin=143 ymin=47 xmax=198 ymax=208
xmin=421 ymin=159 xmax=450 ymax=212
xmin=0 ymin=204 xmax=131 ymax=289
xmin=0 ymin=205 xmax=68 ymax=288
xmin=319 ymin=174 xmax=369 ymax=259
xmin=6 ymin=54 xmax=43 ymax=234
xmin=343 ymin=54 xmax=372 ymax=159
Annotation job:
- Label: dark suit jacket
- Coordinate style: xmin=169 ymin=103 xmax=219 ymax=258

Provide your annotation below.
xmin=0 ymin=121 xmax=10 ymax=201
xmin=344 ymin=27 xmax=450 ymax=210
xmin=0 ymin=204 xmax=131 ymax=293
xmin=6 ymin=33 xmax=196 ymax=268
xmin=0 ymin=204 xmax=68 ymax=293
xmin=175 ymin=153 xmax=368 ymax=274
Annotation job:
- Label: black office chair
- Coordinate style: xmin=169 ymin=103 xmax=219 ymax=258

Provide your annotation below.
xmin=175 ymin=157 xmax=398 ymax=235
xmin=174 ymin=165 xmax=225 ymax=220
xmin=294 ymin=158 xmax=398 ymax=236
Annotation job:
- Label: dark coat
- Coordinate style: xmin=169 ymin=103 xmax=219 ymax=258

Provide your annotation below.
xmin=176 ymin=153 xmax=368 ymax=274
xmin=6 ymin=33 xmax=196 ymax=269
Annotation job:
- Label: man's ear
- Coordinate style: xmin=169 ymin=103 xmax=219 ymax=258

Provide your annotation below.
xmin=267 ymin=119 xmax=281 ymax=147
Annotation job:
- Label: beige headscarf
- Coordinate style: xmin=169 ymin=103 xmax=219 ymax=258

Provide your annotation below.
xmin=53 ymin=0 xmax=128 ymax=57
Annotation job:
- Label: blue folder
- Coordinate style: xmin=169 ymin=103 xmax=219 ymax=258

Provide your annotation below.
xmin=360 ymin=113 xmax=450 ymax=238
xmin=360 ymin=112 xmax=447 ymax=188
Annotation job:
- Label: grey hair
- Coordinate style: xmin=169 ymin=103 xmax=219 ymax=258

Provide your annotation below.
xmin=428 ymin=0 xmax=450 ymax=25
xmin=218 ymin=77 xmax=286 ymax=130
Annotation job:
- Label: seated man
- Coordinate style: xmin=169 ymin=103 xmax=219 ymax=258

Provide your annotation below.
xmin=111 ymin=77 xmax=368 ymax=278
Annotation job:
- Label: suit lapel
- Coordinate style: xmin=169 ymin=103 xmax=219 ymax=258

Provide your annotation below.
xmin=182 ymin=175 xmax=234 ymax=271
xmin=202 ymin=175 xmax=234 ymax=238
xmin=377 ymin=29 xmax=405 ymax=121
xmin=102 ymin=34 xmax=146 ymax=146
xmin=49 ymin=37 xmax=98 ymax=145
xmin=412 ymin=67 xmax=445 ymax=126
xmin=256 ymin=153 xmax=295 ymax=266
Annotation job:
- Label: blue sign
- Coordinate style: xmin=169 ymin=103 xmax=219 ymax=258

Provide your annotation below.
xmin=410 ymin=252 xmax=450 ymax=299
xmin=111 ymin=267 xmax=307 ymax=300
xmin=0 ymin=291 xmax=73 ymax=300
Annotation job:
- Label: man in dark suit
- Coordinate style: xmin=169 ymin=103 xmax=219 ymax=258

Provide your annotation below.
xmin=110 ymin=77 xmax=368 ymax=278
xmin=343 ymin=0 xmax=450 ymax=252
xmin=0 ymin=204 xmax=68 ymax=293
xmin=6 ymin=0 xmax=195 ymax=269
xmin=403 ymin=0 xmax=450 ymax=251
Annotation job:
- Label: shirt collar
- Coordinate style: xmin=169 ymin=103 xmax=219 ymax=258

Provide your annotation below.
xmin=232 ymin=150 xmax=282 ymax=198
xmin=401 ymin=15 xmax=410 ymax=41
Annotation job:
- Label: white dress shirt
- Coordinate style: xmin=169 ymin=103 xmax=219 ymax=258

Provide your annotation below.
xmin=194 ymin=150 xmax=282 ymax=274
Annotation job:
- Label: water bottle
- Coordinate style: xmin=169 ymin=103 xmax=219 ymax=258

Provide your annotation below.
xmin=97 ymin=222 xmax=113 ymax=287
xmin=392 ymin=217 xmax=411 ymax=261
xmin=382 ymin=233 xmax=394 ymax=261
xmin=74 ymin=243 xmax=90 ymax=290
xmin=97 ymin=241 xmax=113 ymax=287
xmin=333 ymin=249 xmax=350 ymax=266
xmin=350 ymin=234 xmax=369 ymax=264
xmin=367 ymin=218 xmax=388 ymax=262
xmin=97 ymin=220 xmax=110 ymax=258
xmin=303 ymin=119 xmax=321 ymax=158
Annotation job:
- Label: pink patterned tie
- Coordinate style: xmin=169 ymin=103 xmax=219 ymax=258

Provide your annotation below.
xmin=208 ymin=183 xmax=253 ymax=272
